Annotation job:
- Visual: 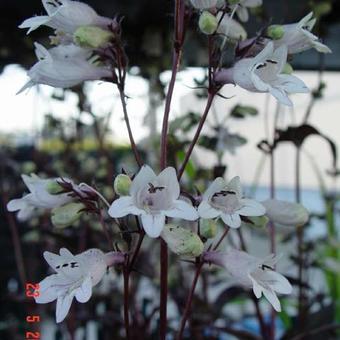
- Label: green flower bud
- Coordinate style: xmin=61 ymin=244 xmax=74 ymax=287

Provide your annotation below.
xmin=161 ymin=224 xmax=204 ymax=257
xmin=114 ymin=174 xmax=132 ymax=196
xmin=46 ymin=180 xmax=64 ymax=195
xmin=21 ymin=161 xmax=37 ymax=174
xmin=199 ymin=11 xmax=218 ymax=35
xmin=200 ymin=219 xmax=217 ymax=239
xmin=242 ymin=215 xmax=269 ymax=229
xmin=262 ymin=199 xmax=309 ymax=227
xmin=267 ymin=25 xmax=285 ymax=40
xmin=74 ymin=26 xmax=114 ymax=49
xmin=282 ymin=62 xmax=293 ymax=75
xmin=51 ymin=202 xmax=86 ymax=228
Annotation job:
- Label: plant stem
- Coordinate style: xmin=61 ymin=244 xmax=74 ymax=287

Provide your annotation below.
xmin=123 ymin=267 xmax=131 ymax=339
xmin=213 ymin=227 xmax=230 ymax=250
xmin=178 ymin=92 xmax=215 ymax=180
xmin=159 ymin=2 xmax=185 ymax=338
xmin=176 ymin=262 xmax=204 ymax=340
xmin=295 ymin=146 xmax=306 ymax=325
xmin=118 ymin=87 xmax=143 ymax=167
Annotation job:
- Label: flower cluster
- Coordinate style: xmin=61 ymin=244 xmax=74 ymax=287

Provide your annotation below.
xmin=190 ymin=1 xmax=331 ymax=106
xmin=18 ymin=0 xmax=116 ymax=92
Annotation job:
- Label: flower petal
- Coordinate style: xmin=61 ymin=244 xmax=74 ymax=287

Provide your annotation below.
xmin=7 ymin=198 xmax=27 ymax=212
xmin=165 ymin=200 xmax=198 ymax=221
xmin=56 ymin=292 xmax=75 ymax=323
xmin=263 ymin=288 xmax=281 ymax=312
xmin=274 ymin=75 xmax=309 ymax=94
xmin=269 ymin=86 xmax=293 ymax=107
xmin=249 ymin=275 xmax=263 ymax=298
xmin=262 ymin=271 xmax=292 ymax=294
xmin=141 ymin=214 xmax=165 ymax=238
xmin=108 ymin=196 xmax=142 ymax=218
xmin=157 ymin=167 xmax=180 ymax=200
xmin=19 ymin=16 xmax=51 ymax=34
xmin=198 ymin=200 xmax=221 ymax=219
xmin=75 ymin=276 xmax=92 ymax=303
xmin=220 ymin=213 xmax=241 ymax=228
xmin=35 ymin=275 xmax=59 ymax=303
xmin=130 ymin=165 xmax=156 ymax=196
xmin=237 ymin=199 xmax=265 ymax=216
xmin=226 ymin=176 xmax=242 ymax=197
xmin=203 ymin=177 xmax=226 ymax=200
xmin=236 ymin=6 xmax=249 ymax=22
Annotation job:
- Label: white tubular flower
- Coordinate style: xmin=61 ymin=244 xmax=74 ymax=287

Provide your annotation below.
xmin=7 ymin=174 xmax=73 ymax=221
xmin=262 ymin=199 xmax=309 ymax=226
xmin=273 ymin=12 xmax=331 ymax=54
xmin=35 ymin=248 xmax=124 ymax=323
xmin=198 ymin=176 xmax=265 ymax=228
xmin=204 ymin=249 xmax=292 ymax=312
xmin=216 ymin=12 xmax=247 ymax=41
xmin=108 ymin=165 xmax=198 ymax=238
xmin=231 ymin=41 xmax=309 ymax=106
xmin=19 ymin=0 xmax=112 ymax=35
xmin=190 ymin=0 xmax=218 ymax=10
xmin=231 ymin=0 xmax=263 ymax=22
xmin=18 ymin=43 xmax=112 ymax=93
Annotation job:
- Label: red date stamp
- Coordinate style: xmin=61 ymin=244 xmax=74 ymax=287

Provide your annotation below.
xmin=25 ymin=283 xmax=41 ymax=340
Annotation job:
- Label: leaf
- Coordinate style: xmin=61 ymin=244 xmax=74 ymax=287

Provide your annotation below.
xmin=230 ymin=105 xmax=258 ymax=119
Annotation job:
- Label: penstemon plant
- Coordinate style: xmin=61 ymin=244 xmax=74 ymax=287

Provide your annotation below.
xmin=5 ymin=0 xmax=336 ymax=339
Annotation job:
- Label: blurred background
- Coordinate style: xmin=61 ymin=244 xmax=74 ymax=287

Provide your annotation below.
xmin=0 ymin=0 xmax=339 ymax=339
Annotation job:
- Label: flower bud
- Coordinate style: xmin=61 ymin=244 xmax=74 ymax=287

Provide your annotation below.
xmin=266 ymin=25 xmax=285 ymax=40
xmin=51 ymin=202 xmax=86 ymax=228
xmin=161 ymin=224 xmax=204 ymax=257
xmin=262 ymin=199 xmax=309 ymax=226
xmin=74 ymin=26 xmax=114 ymax=49
xmin=200 ymin=219 xmax=217 ymax=239
xmin=114 ymin=174 xmax=132 ymax=196
xmin=282 ymin=62 xmax=293 ymax=75
xmin=242 ymin=215 xmax=269 ymax=228
xmin=199 ymin=11 xmax=218 ymax=35
xmin=46 ymin=180 xmax=64 ymax=195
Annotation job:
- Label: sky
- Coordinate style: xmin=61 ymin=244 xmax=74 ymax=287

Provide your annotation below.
xmin=0 ymin=64 xmax=339 ymax=191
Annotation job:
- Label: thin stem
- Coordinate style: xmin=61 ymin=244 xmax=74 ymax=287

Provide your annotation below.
xmin=159 ymin=239 xmax=168 ymax=340
xmin=123 ymin=267 xmax=131 ymax=339
xmin=2 ymin=195 xmax=27 ymax=288
xmin=118 ymin=87 xmax=143 ymax=167
xmin=176 ymin=262 xmax=204 ymax=340
xmin=295 ymin=146 xmax=306 ymax=325
xmin=159 ymin=2 xmax=185 ymax=338
xmin=178 ymin=92 xmax=215 ymax=180
xmin=79 ymin=183 xmax=111 ymax=208
xmin=128 ymin=230 xmax=145 ymax=272
xmin=269 ymin=103 xmax=280 ymax=340
xmin=213 ymin=227 xmax=230 ymax=250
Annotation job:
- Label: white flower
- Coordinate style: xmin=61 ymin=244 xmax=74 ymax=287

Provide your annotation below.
xmin=204 ymin=249 xmax=292 ymax=311
xmin=273 ymin=12 xmax=331 ymax=54
xmin=18 ymin=43 xmax=112 ymax=93
xmin=35 ymin=248 xmax=124 ymax=323
xmin=231 ymin=0 xmax=263 ymax=22
xmin=262 ymin=199 xmax=309 ymax=226
xmin=198 ymin=176 xmax=265 ymax=228
xmin=190 ymin=0 xmax=218 ymax=10
xmin=108 ymin=165 xmax=198 ymax=238
xmin=7 ymin=174 xmax=73 ymax=221
xmin=216 ymin=12 xmax=247 ymax=41
xmin=19 ymin=0 xmax=112 ymax=35
xmin=231 ymin=41 xmax=309 ymax=106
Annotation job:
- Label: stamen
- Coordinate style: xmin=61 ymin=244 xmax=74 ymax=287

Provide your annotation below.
xmin=266 ymin=59 xmax=278 ymax=64
xmin=70 ymin=262 xmax=79 ymax=268
xmin=261 ymin=264 xmax=274 ymax=271
xmin=147 ymin=183 xmax=165 ymax=193
xmin=256 ymin=62 xmax=267 ymax=69
xmin=213 ymin=190 xmax=236 ymax=197
xmin=62 ymin=263 xmax=69 ymax=267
